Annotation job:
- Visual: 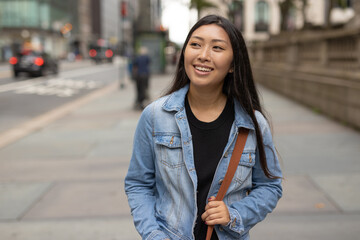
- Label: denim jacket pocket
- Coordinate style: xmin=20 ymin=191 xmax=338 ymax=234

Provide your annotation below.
xmin=155 ymin=134 xmax=184 ymax=169
xmin=233 ymin=152 xmax=256 ymax=188
xmin=225 ymin=152 xmax=256 ymax=203
xmin=154 ymin=134 xmax=186 ymax=229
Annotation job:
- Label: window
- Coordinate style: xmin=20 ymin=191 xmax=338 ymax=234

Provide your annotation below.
xmin=255 ymin=0 xmax=269 ymax=32
xmin=0 ymin=0 xmax=39 ymax=28
xmin=229 ymin=0 xmax=244 ymax=31
xmin=334 ymin=0 xmax=352 ymax=8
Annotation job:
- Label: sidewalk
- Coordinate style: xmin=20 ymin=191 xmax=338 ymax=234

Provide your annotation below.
xmin=0 ymin=72 xmax=170 ymax=240
xmin=0 ymin=69 xmax=360 ymax=240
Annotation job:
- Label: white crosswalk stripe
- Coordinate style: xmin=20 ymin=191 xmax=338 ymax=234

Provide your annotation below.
xmin=13 ymin=78 xmax=102 ymax=97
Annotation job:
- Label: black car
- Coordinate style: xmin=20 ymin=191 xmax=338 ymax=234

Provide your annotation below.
xmin=9 ymin=50 xmax=59 ymax=78
xmin=88 ymin=46 xmax=113 ymax=64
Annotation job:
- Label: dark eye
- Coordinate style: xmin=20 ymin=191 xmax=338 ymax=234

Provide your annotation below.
xmin=213 ymin=46 xmax=224 ymax=50
xmin=189 ymin=42 xmax=200 ymax=47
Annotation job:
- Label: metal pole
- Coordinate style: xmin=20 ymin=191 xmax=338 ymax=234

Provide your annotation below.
xmin=119 ymin=2 xmax=125 ymax=89
xmin=119 ymin=57 xmax=125 ymax=89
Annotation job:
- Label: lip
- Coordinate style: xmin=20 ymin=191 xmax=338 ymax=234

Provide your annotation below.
xmin=193 ymin=64 xmax=213 ymax=75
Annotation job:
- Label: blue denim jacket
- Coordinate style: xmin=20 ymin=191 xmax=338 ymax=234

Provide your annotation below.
xmin=125 ymin=85 xmax=282 ymax=240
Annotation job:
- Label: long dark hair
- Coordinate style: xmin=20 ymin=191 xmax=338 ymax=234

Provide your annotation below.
xmin=165 ymin=15 xmax=277 ymax=179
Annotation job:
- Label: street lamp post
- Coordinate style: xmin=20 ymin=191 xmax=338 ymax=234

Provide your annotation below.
xmin=119 ymin=1 xmax=128 ymax=89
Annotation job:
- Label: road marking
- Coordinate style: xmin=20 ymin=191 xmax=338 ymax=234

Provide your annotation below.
xmin=14 ymin=78 xmax=102 ymax=97
xmin=0 ymin=65 xmax=115 ymax=93
xmin=15 ymin=85 xmax=80 ymax=97
xmin=0 ymin=78 xmax=45 ymax=93
xmin=0 ymin=81 xmax=118 ymax=149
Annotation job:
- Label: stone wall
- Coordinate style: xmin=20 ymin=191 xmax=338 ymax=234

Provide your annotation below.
xmin=250 ymin=28 xmax=360 ymax=129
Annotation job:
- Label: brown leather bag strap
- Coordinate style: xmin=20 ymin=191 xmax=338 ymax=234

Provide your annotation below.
xmin=206 ymin=127 xmax=250 ymax=240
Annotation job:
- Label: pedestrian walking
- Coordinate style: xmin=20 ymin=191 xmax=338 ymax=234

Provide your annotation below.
xmin=125 ymin=15 xmax=282 ymax=240
xmin=132 ymin=46 xmax=151 ymax=110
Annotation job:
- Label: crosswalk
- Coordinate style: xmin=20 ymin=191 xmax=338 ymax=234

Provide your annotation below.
xmin=0 ymin=64 xmax=118 ymax=97
xmin=14 ymin=78 xmax=102 ymax=97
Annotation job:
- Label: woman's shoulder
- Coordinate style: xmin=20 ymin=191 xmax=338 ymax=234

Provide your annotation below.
xmin=254 ymin=110 xmax=271 ymax=133
xmin=254 ymin=110 xmax=266 ymax=124
xmin=254 ymin=110 xmax=276 ymax=146
xmin=141 ymin=95 xmax=171 ymax=118
xmin=140 ymin=94 xmax=180 ymax=132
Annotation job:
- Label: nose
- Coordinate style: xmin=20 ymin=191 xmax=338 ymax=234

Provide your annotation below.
xmin=198 ymin=46 xmax=210 ymax=62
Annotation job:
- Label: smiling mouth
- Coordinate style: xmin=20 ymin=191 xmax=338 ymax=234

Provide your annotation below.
xmin=194 ymin=65 xmax=213 ymax=72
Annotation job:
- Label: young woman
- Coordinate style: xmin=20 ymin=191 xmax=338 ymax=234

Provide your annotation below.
xmin=125 ymin=15 xmax=282 ymax=240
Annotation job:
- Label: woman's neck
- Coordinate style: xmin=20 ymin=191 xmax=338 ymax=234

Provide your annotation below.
xmin=187 ymin=85 xmax=227 ymax=123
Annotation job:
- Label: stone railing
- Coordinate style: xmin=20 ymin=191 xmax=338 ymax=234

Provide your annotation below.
xmin=250 ymin=28 xmax=360 ymax=129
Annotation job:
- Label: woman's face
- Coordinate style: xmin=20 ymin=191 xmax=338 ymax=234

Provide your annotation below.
xmin=184 ymin=24 xmax=233 ymax=91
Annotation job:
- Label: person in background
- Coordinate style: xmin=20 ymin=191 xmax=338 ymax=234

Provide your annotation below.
xmin=132 ymin=46 xmax=151 ymax=110
xmin=125 ymin=15 xmax=282 ymax=240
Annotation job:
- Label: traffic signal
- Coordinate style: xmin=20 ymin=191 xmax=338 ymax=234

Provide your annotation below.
xmin=121 ymin=1 xmax=127 ymax=17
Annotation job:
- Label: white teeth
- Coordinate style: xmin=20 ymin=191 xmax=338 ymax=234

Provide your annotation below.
xmin=195 ymin=66 xmax=212 ymax=72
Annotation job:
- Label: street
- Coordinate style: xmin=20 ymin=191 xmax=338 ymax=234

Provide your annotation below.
xmin=0 ymin=60 xmax=124 ymax=134
xmin=0 ymin=62 xmax=360 ymax=239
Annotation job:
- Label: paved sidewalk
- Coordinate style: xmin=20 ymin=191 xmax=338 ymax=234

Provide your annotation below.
xmin=0 ymin=70 xmax=360 ymax=240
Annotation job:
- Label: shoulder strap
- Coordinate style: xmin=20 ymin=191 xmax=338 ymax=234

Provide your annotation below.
xmin=206 ymin=127 xmax=250 ymax=240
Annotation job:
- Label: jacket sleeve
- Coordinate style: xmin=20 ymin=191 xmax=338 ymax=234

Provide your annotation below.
xmin=223 ymin=111 xmax=283 ymax=236
xmin=124 ymin=105 xmax=170 ymax=240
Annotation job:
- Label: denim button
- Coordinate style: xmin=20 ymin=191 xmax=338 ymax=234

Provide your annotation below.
xmin=224 ymin=151 xmax=228 ymax=158
xmin=219 ymin=226 xmax=224 ymax=232
xmin=219 ymin=179 xmax=223 ymax=185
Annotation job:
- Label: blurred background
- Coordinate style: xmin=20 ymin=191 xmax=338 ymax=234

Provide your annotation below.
xmin=0 ymin=0 xmax=360 ymax=240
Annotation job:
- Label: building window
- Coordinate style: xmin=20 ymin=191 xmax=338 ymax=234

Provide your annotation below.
xmin=229 ymin=0 xmax=244 ymax=31
xmin=334 ymin=0 xmax=352 ymax=8
xmin=0 ymin=0 xmax=40 ymax=28
xmin=255 ymin=0 xmax=269 ymax=32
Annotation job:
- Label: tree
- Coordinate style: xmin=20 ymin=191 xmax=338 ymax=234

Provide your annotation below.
xmin=189 ymin=0 xmax=217 ymax=20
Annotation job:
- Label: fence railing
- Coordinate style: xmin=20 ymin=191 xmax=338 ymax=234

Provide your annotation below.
xmin=250 ymin=28 xmax=360 ymax=129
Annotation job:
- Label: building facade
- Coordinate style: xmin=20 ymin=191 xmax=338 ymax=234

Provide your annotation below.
xmin=77 ymin=0 xmax=92 ymax=59
xmin=248 ymin=0 xmax=360 ymax=129
xmin=119 ymin=0 xmax=138 ymax=56
xmin=90 ymin=0 xmax=124 ymax=52
xmin=199 ymin=0 xmax=355 ymax=43
xmin=134 ymin=0 xmax=167 ymax=73
xmin=0 ymin=0 xmax=140 ymax=62
xmin=135 ymin=0 xmax=162 ymax=32
xmin=0 ymin=0 xmax=79 ymax=61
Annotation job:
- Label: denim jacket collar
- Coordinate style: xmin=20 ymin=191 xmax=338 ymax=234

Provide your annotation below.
xmin=162 ymin=84 xmax=255 ymax=130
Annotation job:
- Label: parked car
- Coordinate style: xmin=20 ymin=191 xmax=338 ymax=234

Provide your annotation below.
xmin=88 ymin=46 xmax=114 ymax=64
xmin=9 ymin=50 xmax=59 ymax=78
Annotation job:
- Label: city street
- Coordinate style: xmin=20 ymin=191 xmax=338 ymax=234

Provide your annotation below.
xmin=0 ymin=62 xmax=360 ymax=239
xmin=1 ymin=0 xmax=360 ymax=239
xmin=0 ymin=60 xmax=124 ymax=134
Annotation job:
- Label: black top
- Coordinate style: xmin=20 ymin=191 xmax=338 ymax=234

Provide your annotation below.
xmin=185 ymin=96 xmax=234 ymax=240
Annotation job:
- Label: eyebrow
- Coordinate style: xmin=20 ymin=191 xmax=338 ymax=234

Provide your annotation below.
xmin=191 ymin=36 xmax=228 ymax=44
